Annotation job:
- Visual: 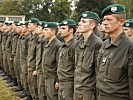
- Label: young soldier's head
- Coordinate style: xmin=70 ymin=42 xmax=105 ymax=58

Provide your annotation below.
xmin=35 ymin=21 xmax=44 ymax=36
xmin=0 ymin=20 xmax=4 ymax=27
xmin=4 ymin=22 xmax=12 ymax=32
xmin=16 ymin=22 xmax=23 ymax=34
xmin=123 ymin=20 xmax=133 ymax=38
xmin=28 ymin=18 xmax=39 ymax=33
xmin=101 ymin=4 xmax=126 ymax=35
xmin=42 ymin=22 xmax=58 ymax=40
xmin=21 ymin=21 xmax=29 ymax=34
xmin=59 ymin=19 xmax=76 ymax=40
xmin=78 ymin=11 xmax=100 ymax=34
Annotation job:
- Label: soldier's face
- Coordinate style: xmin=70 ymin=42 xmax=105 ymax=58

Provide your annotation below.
xmin=103 ymin=14 xmax=122 ymax=34
xmin=21 ymin=25 xmax=27 ymax=33
xmin=36 ymin=26 xmax=43 ymax=34
xmin=59 ymin=25 xmax=70 ymax=38
xmin=1 ymin=24 xmax=6 ymax=31
xmin=123 ymin=27 xmax=133 ymax=37
xmin=28 ymin=23 xmax=37 ymax=32
xmin=11 ymin=24 xmax=16 ymax=31
xmin=78 ymin=18 xmax=93 ymax=34
xmin=6 ymin=26 xmax=12 ymax=32
xmin=16 ymin=26 xmax=22 ymax=33
xmin=43 ymin=28 xmax=53 ymax=40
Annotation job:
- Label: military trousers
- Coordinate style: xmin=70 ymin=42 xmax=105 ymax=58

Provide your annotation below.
xmin=74 ymin=91 xmax=96 ymax=100
xmin=28 ymin=68 xmax=38 ymax=99
xmin=45 ymin=76 xmax=58 ymax=100
xmin=7 ymin=53 xmax=14 ymax=77
xmin=37 ymin=72 xmax=47 ymax=100
xmin=98 ymin=91 xmax=129 ymax=100
xmin=14 ymin=56 xmax=21 ymax=84
xmin=20 ymin=63 xmax=29 ymax=93
xmin=58 ymin=81 xmax=74 ymax=100
xmin=3 ymin=53 xmax=9 ymax=74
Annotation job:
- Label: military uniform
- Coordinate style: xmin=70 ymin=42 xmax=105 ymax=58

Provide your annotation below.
xmin=74 ymin=33 xmax=102 ymax=100
xmin=42 ymin=38 xmax=61 ymax=100
xmin=11 ymin=32 xmax=19 ymax=78
xmin=27 ymin=33 xmax=38 ymax=99
xmin=14 ymin=34 xmax=23 ymax=85
xmin=96 ymin=32 xmax=133 ymax=100
xmin=36 ymin=36 xmax=46 ymax=100
xmin=2 ymin=32 xmax=9 ymax=74
xmin=20 ymin=33 xmax=30 ymax=94
xmin=5 ymin=32 xmax=14 ymax=78
xmin=57 ymin=38 xmax=75 ymax=100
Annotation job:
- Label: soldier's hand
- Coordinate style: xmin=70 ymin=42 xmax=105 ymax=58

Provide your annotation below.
xmin=55 ymin=82 xmax=59 ymax=90
xmin=32 ymin=70 xmax=37 ymax=77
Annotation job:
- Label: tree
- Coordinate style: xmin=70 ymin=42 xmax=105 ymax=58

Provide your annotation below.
xmin=18 ymin=0 xmax=43 ymax=20
xmin=75 ymin=0 xmax=112 ymax=20
xmin=50 ymin=0 xmax=72 ymax=22
xmin=111 ymin=0 xmax=133 ymax=18
xmin=0 ymin=0 xmax=21 ymax=15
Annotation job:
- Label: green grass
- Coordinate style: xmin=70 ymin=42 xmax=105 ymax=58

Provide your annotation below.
xmin=0 ymin=77 xmax=25 ymax=100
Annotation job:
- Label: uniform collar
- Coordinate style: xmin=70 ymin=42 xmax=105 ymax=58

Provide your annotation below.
xmin=45 ymin=37 xmax=57 ymax=47
xmin=79 ymin=32 xmax=94 ymax=48
xmin=62 ymin=38 xmax=74 ymax=47
xmin=105 ymin=32 xmax=126 ymax=48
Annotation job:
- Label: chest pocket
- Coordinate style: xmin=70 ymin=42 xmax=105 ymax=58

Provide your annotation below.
xmin=107 ymin=53 xmax=126 ymax=81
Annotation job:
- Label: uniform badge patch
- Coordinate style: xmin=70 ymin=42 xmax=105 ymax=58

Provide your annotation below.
xmin=102 ymin=57 xmax=107 ymax=63
xmin=125 ymin=23 xmax=130 ymax=27
xmin=63 ymin=21 xmax=68 ymax=24
xmin=82 ymin=13 xmax=87 ymax=17
xmin=111 ymin=7 xmax=117 ymax=12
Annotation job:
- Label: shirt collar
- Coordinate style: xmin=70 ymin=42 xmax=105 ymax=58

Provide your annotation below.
xmin=105 ymin=32 xmax=126 ymax=48
xmin=45 ymin=37 xmax=57 ymax=47
xmin=62 ymin=38 xmax=74 ymax=47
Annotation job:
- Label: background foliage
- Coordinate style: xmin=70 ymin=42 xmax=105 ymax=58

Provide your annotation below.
xmin=0 ymin=0 xmax=132 ymax=22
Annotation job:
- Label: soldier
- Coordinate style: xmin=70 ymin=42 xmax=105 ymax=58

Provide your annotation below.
xmin=98 ymin=22 xmax=109 ymax=41
xmin=16 ymin=21 xmax=31 ymax=98
xmin=32 ymin=21 xmax=47 ymax=100
xmin=0 ymin=20 xmax=4 ymax=74
xmin=1 ymin=22 xmax=8 ymax=77
xmin=123 ymin=19 xmax=133 ymax=38
xmin=7 ymin=21 xmax=19 ymax=87
xmin=74 ymin=11 xmax=103 ymax=100
xmin=42 ymin=22 xmax=61 ymax=100
xmin=11 ymin=22 xmax=24 ymax=92
xmin=74 ymin=22 xmax=83 ymax=43
xmin=57 ymin=19 xmax=76 ymax=100
xmin=96 ymin=4 xmax=133 ymax=100
xmin=27 ymin=18 xmax=39 ymax=100
xmin=3 ymin=22 xmax=13 ymax=83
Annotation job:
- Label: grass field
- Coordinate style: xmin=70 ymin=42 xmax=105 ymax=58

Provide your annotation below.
xmin=0 ymin=76 xmax=25 ymax=100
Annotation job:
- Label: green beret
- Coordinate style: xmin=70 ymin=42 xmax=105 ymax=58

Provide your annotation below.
xmin=4 ymin=21 xmax=12 ymax=25
xmin=43 ymin=22 xmax=58 ymax=28
xmin=124 ymin=21 xmax=133 ymax=28
xmin=0 ymin=20 xmax=4 ymax=23
xmin=21 ymin=21 xmax=29 ymax=26
xmin=38 ymin=21 xmax=45 ymax=27
xmin=101 ymin=4 xmax=126 ymax=17
xmin=14 ymin=20 xmax=19 ymax=24
xmin=28 ymin=18 xmax=39 ymax=23
xmin=16 ymin=22 xmax=23 ymax=26
xmin=60 ymin=19 xmax=76 ymax=26
xmin=79 ymin=11 xmax=100 ymax=22
xmin=127 ymin=19 xmax=133 ymax=22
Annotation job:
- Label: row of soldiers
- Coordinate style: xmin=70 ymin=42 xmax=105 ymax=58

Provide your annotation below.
xmin=0 ymin=3 xmax=133 ymax=100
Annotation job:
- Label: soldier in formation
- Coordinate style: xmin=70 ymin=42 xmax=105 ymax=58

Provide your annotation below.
xmin=0 ymin=3 xmax=133 ymax=100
